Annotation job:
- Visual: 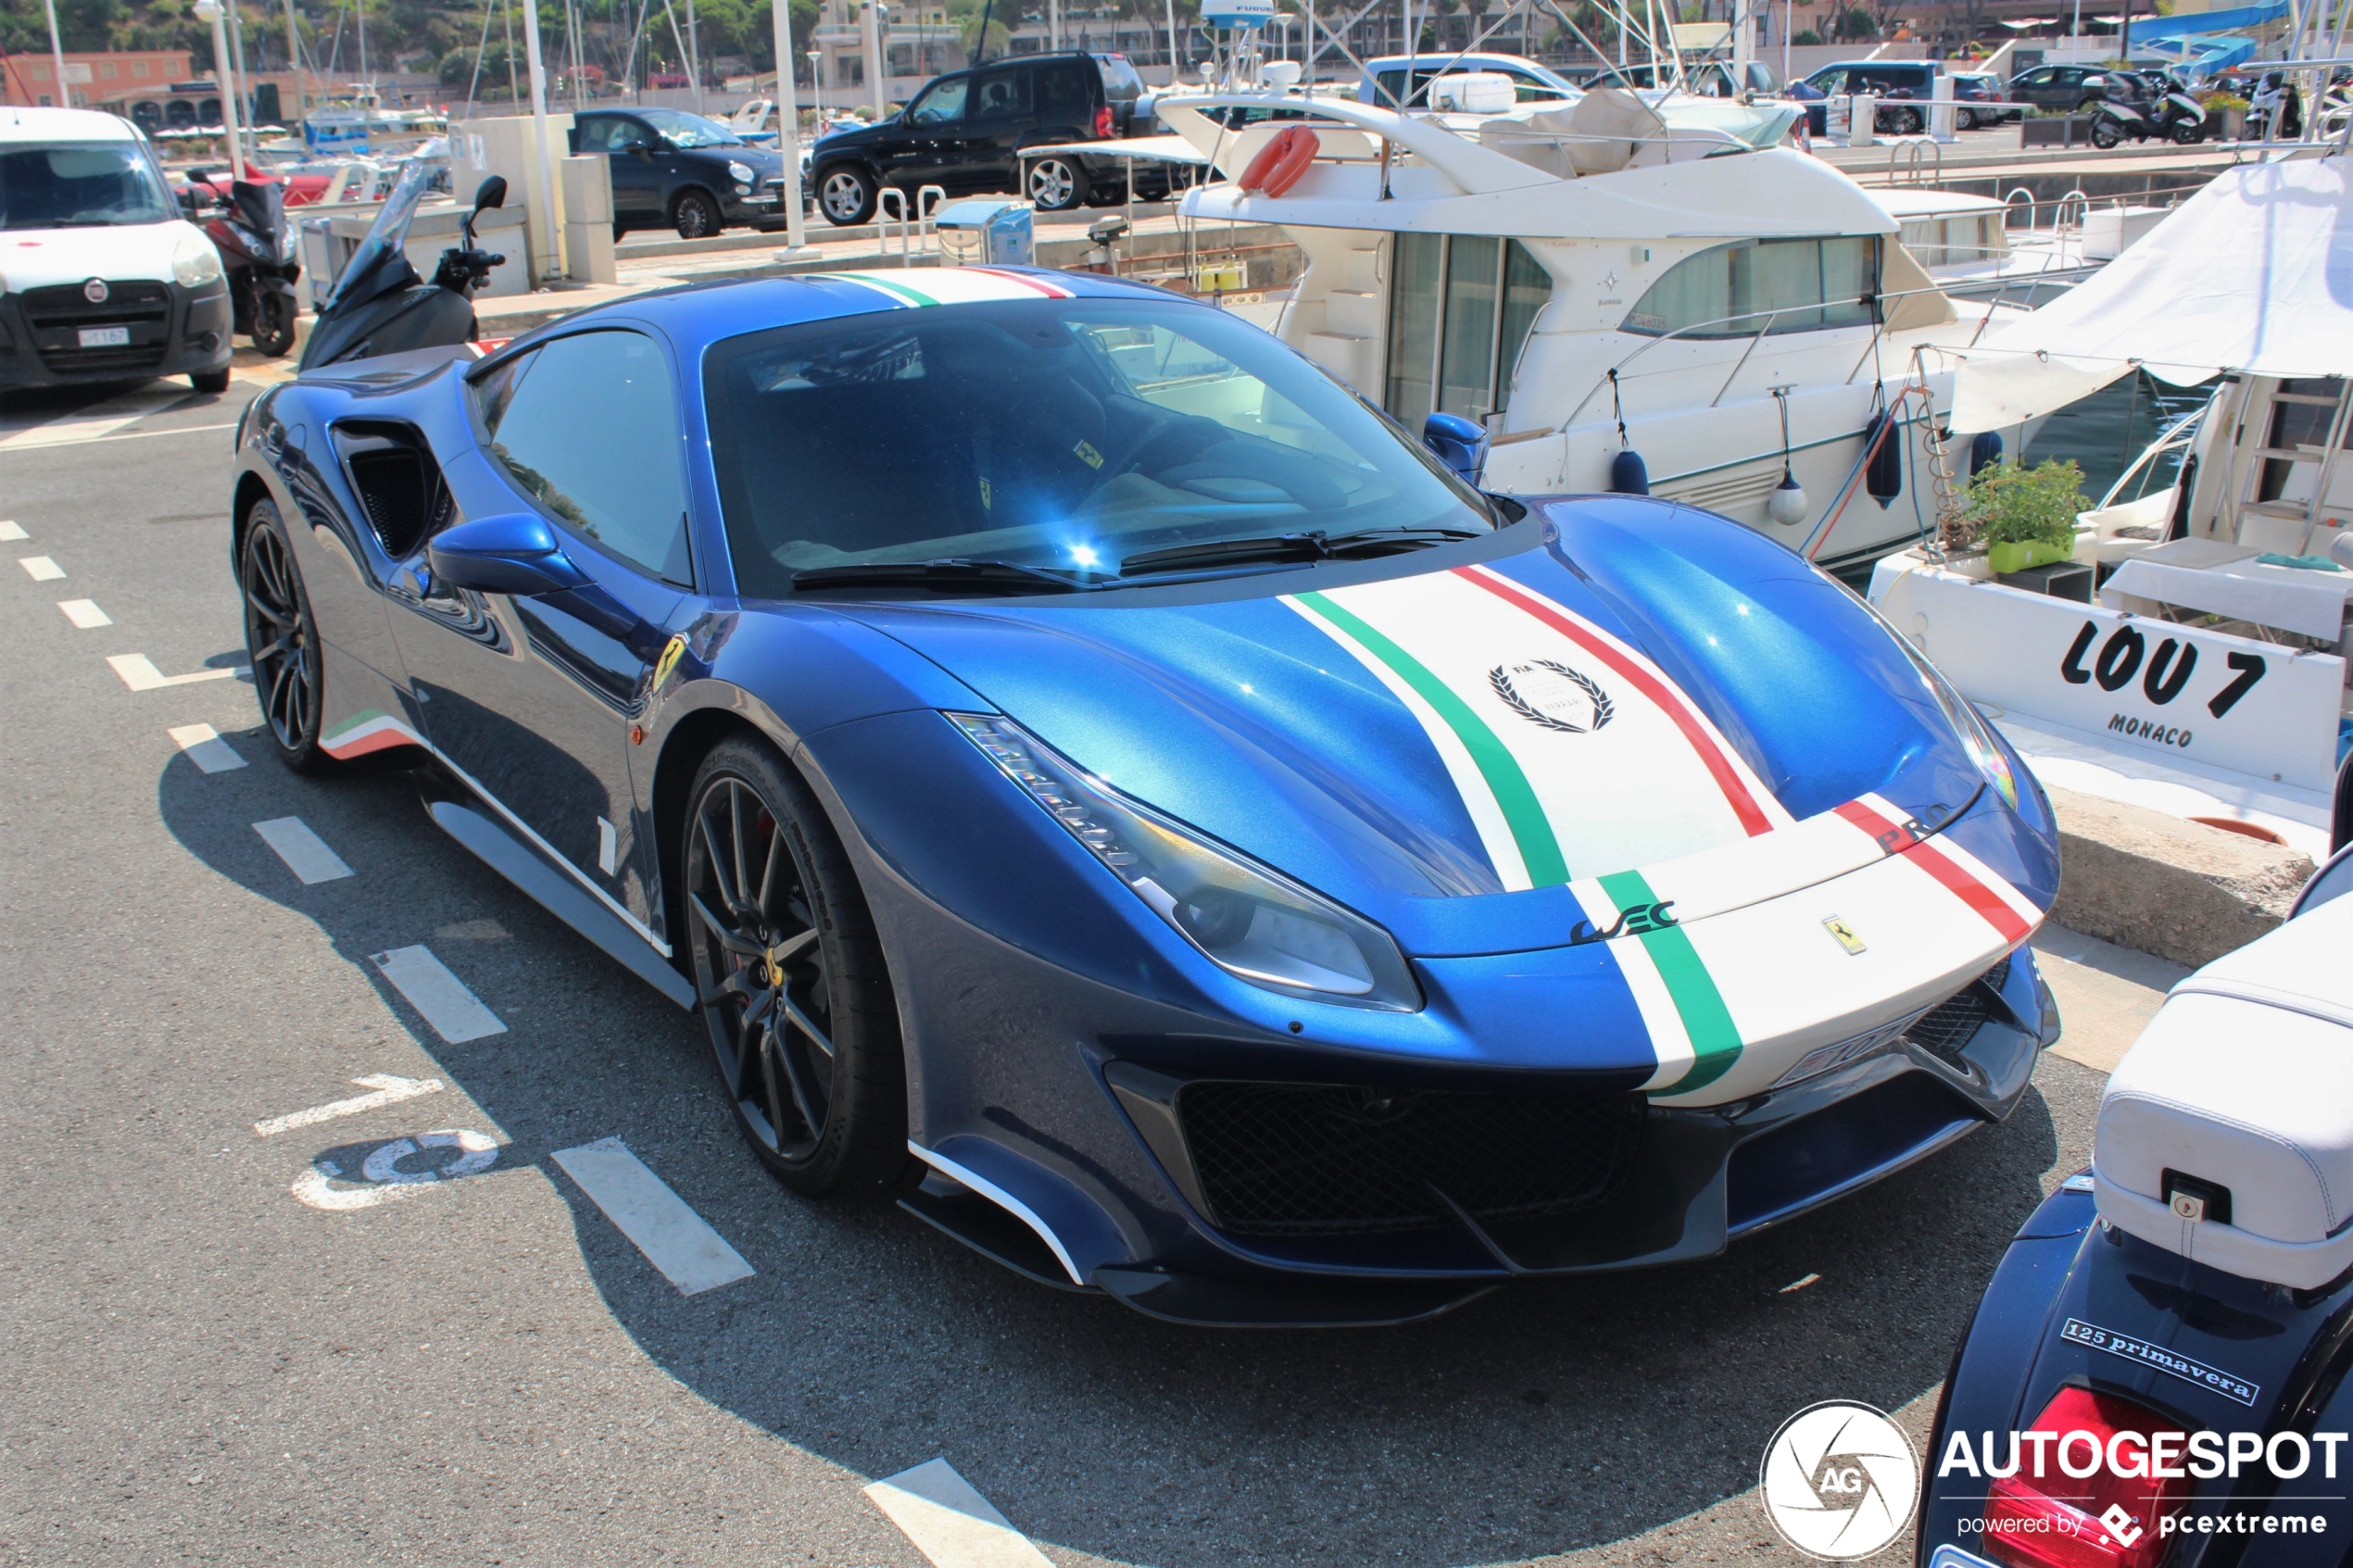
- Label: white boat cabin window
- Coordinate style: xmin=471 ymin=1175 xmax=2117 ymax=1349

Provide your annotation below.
xmin=1619 ymin=236 xmax=1880 ymax=339
xmin=1898 ymin=215 xmax=2007 ymax=266
xmin=1385 ymin=233 xmax=1552 ymax=428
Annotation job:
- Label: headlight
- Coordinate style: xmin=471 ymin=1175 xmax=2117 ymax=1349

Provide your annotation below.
xmin=1832 ymin=572 xmax=2019 ymax=809
xmin=952 ymin=714 xmax=1422 ymax=1010
xmin=172 ymin=228 xmax=223 ymax=288
xmin=728 ymin=161 xmax=756 ymax=184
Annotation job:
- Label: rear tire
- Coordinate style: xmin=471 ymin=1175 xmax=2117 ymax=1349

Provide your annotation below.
xmin=1893 ymin=105 xmax=1924 ymax=134
xmin=1957 ymin=107 xmax=1978 ymax=130
xmin=1026 ymin=156 xmax=1088 ymax=211
xmin=252 ymin=291 xmax=296 ymax=357
xmin=2090 ymin=119 xmax=2122 ymax=148
xmin=2170 ymin=118 xmax=2204 ymax=144
xmin=817 ymin=166 xmax=878 ymax=226
xmin=240 ymin=497 xmax=332 ymax=773
xmin=682 ymin=736 xmax=913 ymax=1198
xmin=672 ymin=188 xmax=721 ymax=239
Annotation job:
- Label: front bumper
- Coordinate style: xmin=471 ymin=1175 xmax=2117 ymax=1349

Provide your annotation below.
xmin=0 ymin=277 xmax=232 ymax=390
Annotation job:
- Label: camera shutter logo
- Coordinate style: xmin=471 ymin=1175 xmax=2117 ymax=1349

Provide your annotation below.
xmin=1760 ymin=1400 xmax=1919 ymax=1560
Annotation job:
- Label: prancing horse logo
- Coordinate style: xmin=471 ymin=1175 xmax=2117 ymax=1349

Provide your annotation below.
xmin=1491 ymin=659 xmax=1615 ymax=734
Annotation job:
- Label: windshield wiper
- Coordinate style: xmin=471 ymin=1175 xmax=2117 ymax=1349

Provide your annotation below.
xmin=790 ymin=558 xmax=1106 ymax=594
xmin=1120 ymin=526 xmax=1483 ymax=576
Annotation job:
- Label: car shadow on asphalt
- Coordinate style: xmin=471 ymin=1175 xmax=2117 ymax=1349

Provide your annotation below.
xmin=157 ymin=737 xmax=2081 ymax=1568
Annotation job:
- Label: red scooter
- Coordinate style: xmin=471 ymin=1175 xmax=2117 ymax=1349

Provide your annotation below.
xmin=186 ymin=180 xmax=303 ymax=358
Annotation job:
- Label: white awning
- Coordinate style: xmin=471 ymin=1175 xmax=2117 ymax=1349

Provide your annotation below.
xmin=1950 ymin=157 xmax=2353 ymax=433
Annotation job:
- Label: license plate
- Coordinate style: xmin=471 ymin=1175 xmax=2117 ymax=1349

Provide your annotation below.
xmin=78 ymin=326 xmax=130 ymax=348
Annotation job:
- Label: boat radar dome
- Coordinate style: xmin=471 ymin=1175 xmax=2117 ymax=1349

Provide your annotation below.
xmin=1202 ymin=0 xmax=1273 ymax=26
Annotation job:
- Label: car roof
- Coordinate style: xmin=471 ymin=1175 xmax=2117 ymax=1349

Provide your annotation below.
xmin=0 ymin=107 xmax=144 ymax=144
xmin=497 ymin=267 xmax=1193 ymax=361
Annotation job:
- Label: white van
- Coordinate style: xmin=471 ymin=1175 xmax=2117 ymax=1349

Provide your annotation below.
xmin=0 ymin=107 xmax=233 ymax=393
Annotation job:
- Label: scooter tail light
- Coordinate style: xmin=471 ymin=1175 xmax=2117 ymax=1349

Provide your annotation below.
xmin=1979 ymin=1387 xmax=2189 ymax=1568
xmin=1095 ymin=103 xmax=1114 ymax=138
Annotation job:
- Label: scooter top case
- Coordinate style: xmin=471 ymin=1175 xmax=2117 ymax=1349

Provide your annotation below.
xmin=1919 ymin=891 xmax=2353 ymax=1568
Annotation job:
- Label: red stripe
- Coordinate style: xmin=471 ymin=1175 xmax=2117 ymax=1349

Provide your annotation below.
xmin=966 ymin=267 xmax=1072 ymax=298
xmin=1835 ymin=798 xmax=2032 ymax=943
xmin=1454 ymin=565 xmax=1778 ymax=836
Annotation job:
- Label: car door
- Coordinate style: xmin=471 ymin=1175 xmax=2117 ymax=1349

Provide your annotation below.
xmin=390 ymin=328 xmax=696 ymax=920
xmin=585 ymin=115 xmax=664 ymax=224
xmin=887 ymin=73 xmax=969 ymax=192
xmin=956 ymin=63 xmax=1038 ymax=194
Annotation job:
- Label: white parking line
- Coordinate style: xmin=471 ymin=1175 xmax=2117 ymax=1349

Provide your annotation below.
xmin=0 ymin=521 xmax=26 ymax=541
xmin=252 ymin=816 xmax=354 ymax=884
xmin=168 ymin=722 xmax=247 ymax=773
xmin=255 ymin=1074 xmax=445 ymax=1136
xmin=865 ymin=1460 xmax=1055 ymax=1568
xmin=547 ymin=1137 xmax=755 ymax=1297
xmin=2 ymin=420 xmax=238 ymax=453
xmin=109 ymin=653 xmax=243 ymax=691
xmin=369 ymin=946 xmax=507 ymax=1043
xmin=0 ymin=386 xmax=187 ymax=450
xmin=19 ymin=556 xmax=64 ymax=581
xmin=57 ymin=598 xmax=111 ymax=628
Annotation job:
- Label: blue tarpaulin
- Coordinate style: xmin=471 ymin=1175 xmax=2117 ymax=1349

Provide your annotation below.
xmin=2113 ymin=0 xmax=2287 ymax=43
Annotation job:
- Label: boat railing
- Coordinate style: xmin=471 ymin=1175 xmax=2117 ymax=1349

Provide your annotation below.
xmin=2096 ymin=400 xmax=2213 ymax=511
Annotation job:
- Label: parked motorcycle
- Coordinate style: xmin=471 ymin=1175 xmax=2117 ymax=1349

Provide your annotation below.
xmin=2249 ymin=70 xmax=2307 ymax=139
xmin=1916 ymin=833 xmax=2353 ymax=1568
xmin=2090 ymin=72 xmax=2207 ymax=147
xmin=192 ymin=180 xmax=303 ymax=358
xmin=296 ymin=164 xmax=507 ymax=373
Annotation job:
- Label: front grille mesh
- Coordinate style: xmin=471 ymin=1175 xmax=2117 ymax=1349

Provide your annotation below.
xmin=1903 ymin=956 xmax=2011 ymax=1062
xmin=1177 ymin=1081 xmax=1647 ymax=1236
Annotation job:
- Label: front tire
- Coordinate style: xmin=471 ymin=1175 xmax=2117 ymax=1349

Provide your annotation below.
xmin=672 ymin=188 xmax=722 ymax=239
xmin=1026 ymin=156 xmax=1088 ymax=210
xmin=240 ymin=497 xmax=330 ymax=772
xmin=817 ymin=166 xmax=878 ymax=226
xmin=683 ymin=736 xmax=912 ymax=1198
xmin=2090 ymin=119 xmax=2122 ymax=148
xmin=190 ymin=368 xmax=232 ymax=394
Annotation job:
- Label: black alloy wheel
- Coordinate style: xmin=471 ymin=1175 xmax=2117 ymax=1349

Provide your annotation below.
xmin=252 ymin=290 xmax=296 ymax=357
xmin=672 ymin=188 xmax=722 ymax=239
xmin=818 ymin=166 xmax=878 ymax=226
xmin=1026 ymin=156 xmax=1088 ymax=211
xmin=240 ymin=497 xmax=330 ymax=771
xmin=682 ymin=737 xmax=912 ymax=1197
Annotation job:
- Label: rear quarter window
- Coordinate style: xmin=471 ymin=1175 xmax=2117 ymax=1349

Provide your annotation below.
xmin=1095 ymin=56 xmax=1142 ymax=97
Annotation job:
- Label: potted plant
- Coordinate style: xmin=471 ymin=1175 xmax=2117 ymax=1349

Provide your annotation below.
xmin=1960 ymin=457 xmax=2087 ymax=573
xmin=2200 ymin=89 xmax=2249 ymax=137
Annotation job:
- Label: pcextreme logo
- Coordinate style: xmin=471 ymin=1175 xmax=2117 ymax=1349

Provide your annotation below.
xmin=1761 ymin=1401 xmax=1921 ymax=1560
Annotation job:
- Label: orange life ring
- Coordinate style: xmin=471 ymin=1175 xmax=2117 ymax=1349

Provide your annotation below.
xmin=1238 ymin=124 xmax=1319 ymax=196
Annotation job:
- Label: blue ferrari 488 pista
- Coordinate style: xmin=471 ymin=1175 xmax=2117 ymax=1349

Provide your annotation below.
xmin=230 ymin=262 xmax=2060 ymax=1324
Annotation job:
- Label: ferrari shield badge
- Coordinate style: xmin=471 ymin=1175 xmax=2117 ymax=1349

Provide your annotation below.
xmin=1823 ymin=916 xmax=1867 ymax=955
xmin=652 ymin=633 xmax=688 ymax=691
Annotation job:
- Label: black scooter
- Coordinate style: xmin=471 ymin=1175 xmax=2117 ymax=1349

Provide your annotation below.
xmin=296 ymin=169 xmax=508 ymax=373
xmin=189 ymin=179 xmax=303 ymax=357
xmin=2089 ymin=71 xmax=2207 ymax=146
xmin=2249 ymin=70 xmax=2306 ymax=139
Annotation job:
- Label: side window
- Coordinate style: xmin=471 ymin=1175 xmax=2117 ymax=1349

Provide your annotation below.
xmin=1620 ymin=237 xmax=1880 ymax=339
xmin=1385 ymin=234 xmax=1554 ymax=426
xmin=908 ymin=76 xmax=968 ymax=125
xmin=576 ymin=118 xmax=615 ymax=151
xmin=1375 ymin=69 xmax=1408 ymax=107
xmin=1038 ymin=61 xmax=1092 ymax=119
xmin=974 ymin=65 xmax=1034 ymax=119
xmin=477 ymin=332 xmax=693 ymax=584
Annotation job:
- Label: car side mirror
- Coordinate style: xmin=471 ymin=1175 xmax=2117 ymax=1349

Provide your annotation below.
xmin=472 ymin=175 xmax=508 ymax=213
xmin=427 ymin=512 xmax=589 ymax=596
xmin=1421 ymin=411 xmax=1490 ymax=488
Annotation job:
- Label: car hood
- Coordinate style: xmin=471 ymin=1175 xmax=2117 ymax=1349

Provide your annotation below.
xmin=2 ymin=220 xmax=192 ymax=289
xmin=840 ymin=498 xmax=2004 ymax=958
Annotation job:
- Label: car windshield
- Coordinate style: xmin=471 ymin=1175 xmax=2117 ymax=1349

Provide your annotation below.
xmin=706 ymin=296 xmax=1495 ymax=592
xmin=639 ymin=107 xmax=742 ymax=147
xmin=0 ymin=141 xmax=176 ymax=230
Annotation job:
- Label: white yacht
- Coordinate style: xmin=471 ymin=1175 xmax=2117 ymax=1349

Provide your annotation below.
xmin=1156 ymin=82 xmax=2040 ymax=571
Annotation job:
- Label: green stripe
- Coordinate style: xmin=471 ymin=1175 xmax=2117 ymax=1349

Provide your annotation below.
xmin=1600 ymin=869 xmax=1743 ymax=1095
xmin=1296 ymin=591 xmax=1568 ymax=887
xmin=840 ymin=271 xmax=935 ymax=307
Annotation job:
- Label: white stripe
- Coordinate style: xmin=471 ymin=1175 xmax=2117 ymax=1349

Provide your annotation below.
xmin=1568 ymin=882 xmax=1694 ymax=1091
xmin=19 ymin=556 xmax=64 ymax=581
xmin=865 ymin=1460 xmax=1054 ymax=1568
xmin=547 ymin=1136 xmax=755 ymax=1296
xmin=169 ymin=722 xmax=246 ymax=773
xmin=908 ymin=1141 xmax=1085 ymax=1285
xmin=57 ymin=598 xmax=109 ymax=628
xmin=0 ymin=386 xmax=185 ymax=449
xmin=1856 ymin=791 xmax=2045 ymax=929
xmin=110 ymin=653 xmax=243 ymax=691
xmin=370 ymin=946 xmax=507 ymax=1043
xmin=255 ymin=1074 xmax=444 ymax=1136
xmin=1282 ymin=597 xmax=1531 ymax=890
xmin=1 ymin=420 xmax=237 ymax=452
xmin=0 ymin=521 xmax=24 ymax=541
xmin=253 ymin=817 xmax=354 ymax=884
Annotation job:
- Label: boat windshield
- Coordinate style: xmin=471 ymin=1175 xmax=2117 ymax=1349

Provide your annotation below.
xmin=321 ymin=158 xmax=433 ymax=313
xmin=639 ymin=108 xmax=744 ymax=147
xmin=703 ymin=295 xmax=1496 ymax=593
xmin=0 ymin=142 xmax=177 ymax=230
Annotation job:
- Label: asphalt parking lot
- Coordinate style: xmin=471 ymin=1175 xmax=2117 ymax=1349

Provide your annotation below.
xmin=0 ymin=374 xmax=2136 ymax=1568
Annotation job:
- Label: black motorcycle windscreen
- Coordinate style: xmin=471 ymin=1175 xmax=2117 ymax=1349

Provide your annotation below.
xmin=319 ymin=160 xmax=433 ymax=320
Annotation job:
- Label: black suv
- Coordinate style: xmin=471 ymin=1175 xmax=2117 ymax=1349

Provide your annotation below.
xmin=2007 ymin=63 xmax=2111 ymax=112
xmin=569 ymin=107 xmax=789 ymax=239
xmin=810 ymin=51 xmax=1148 ymax=225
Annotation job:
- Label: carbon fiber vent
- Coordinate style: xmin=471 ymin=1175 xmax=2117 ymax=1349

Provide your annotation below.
xmin=1176 ymin=1081 xmax=1646 ymax=1236
xmin=1904 ymin=956 xmax=2012 ymax=1063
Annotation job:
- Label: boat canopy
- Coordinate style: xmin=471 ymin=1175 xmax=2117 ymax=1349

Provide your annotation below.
xmin=1950 ymin=157 xmax=2353 ymax=433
